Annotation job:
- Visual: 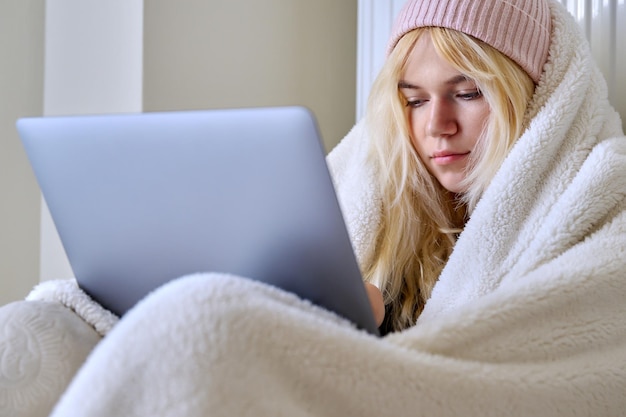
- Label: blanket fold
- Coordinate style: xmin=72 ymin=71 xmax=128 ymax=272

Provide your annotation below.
xmin=26 ymin=279 xmax=119 ymax=337
xmin=49 ymin=3 xmax=626 ymax=416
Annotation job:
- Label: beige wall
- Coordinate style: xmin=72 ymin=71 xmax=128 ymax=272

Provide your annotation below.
xmin=143 ymin=0 xmax=357 ymax=152
xmin=0 ymin=1 xmax=45 ymax=306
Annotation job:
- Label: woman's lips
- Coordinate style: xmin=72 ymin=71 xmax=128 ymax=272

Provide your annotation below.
xmin=431 ymin=151 xmax=470 ymax=165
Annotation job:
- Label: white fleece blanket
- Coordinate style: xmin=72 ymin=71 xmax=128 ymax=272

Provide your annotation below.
xmin=51 ymin=3 xmax=626 ymax=416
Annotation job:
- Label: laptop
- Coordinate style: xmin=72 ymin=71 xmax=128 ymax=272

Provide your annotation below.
xmin=17 ymin=106 xmax=380 ymax=336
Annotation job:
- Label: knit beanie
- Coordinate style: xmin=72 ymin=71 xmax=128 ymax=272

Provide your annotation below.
xmin=388 ymin=0 xmax=552 ymax=83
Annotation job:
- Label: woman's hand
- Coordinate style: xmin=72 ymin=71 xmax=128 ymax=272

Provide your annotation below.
xmin=364 ymin=282 xmax=385 ymax=327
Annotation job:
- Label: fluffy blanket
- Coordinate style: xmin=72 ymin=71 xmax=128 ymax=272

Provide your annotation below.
xmin=50 ymin=2 xmax=626 ymax=416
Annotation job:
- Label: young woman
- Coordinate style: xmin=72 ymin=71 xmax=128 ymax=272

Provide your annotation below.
xmin=360 ymin=18 xmax=539 ymax=333
xmin=40 ymin=0 xmax=626 ymax=415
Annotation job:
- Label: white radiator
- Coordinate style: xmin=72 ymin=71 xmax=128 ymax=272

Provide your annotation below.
xmin=357 ymin=0 xmax=626 ymax=130
xmin=561 ymin=0 xmax=625 ymax=129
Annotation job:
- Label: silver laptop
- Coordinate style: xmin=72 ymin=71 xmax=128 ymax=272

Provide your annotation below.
xmin=17 ymin=106 xmax=379 ymax=335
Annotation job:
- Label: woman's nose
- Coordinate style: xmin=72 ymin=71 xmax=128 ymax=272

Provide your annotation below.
xmin=426 ymin=99 xmax=457 ymax=138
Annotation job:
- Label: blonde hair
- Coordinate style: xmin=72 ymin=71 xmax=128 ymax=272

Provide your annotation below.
xmin=365 ymin=27 xmax=535 ymax=331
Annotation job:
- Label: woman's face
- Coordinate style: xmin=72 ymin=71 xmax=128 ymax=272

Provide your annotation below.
xmin=399 ymin=33 xmax=490 ymax=194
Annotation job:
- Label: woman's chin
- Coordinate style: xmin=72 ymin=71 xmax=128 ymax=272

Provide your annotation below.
xmin=437 ymin=176 xmax=467 ymax=194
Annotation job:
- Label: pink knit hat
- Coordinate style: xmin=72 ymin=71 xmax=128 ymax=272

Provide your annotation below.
xmin=388 ymin=0 xmax=552 ymax=83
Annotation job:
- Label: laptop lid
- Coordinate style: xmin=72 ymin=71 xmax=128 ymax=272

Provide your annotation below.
xmin=17 ymin=106 xmax=379 ymax=335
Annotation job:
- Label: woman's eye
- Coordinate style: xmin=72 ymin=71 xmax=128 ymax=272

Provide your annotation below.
xmin=406 ymin=99 xmax=426 ymax=108
xmin=458 ymin=90 xmax=482 ymax=100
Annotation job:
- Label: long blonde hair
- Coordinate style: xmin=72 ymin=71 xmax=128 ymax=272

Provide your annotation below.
xmin=365 ymin=27 xmax=535 ymax=331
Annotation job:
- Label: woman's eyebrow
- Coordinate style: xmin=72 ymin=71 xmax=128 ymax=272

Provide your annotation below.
xmin=446 ymin=75 xmax=472 ymax=85
xmin=398 ymin=81 xmax=418 ymax=89
xmin=398 ymin=75 xmax=472 ymax=90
